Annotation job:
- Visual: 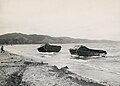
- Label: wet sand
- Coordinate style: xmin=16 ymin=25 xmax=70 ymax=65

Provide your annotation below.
xmin=0 ymin=51 xmax=108 ymax=86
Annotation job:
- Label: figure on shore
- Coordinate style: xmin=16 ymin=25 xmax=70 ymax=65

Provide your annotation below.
xmin=1 ymin=45 xmax=5 ymax=53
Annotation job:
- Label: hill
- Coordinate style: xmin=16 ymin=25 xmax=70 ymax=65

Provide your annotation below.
xmin=0 ymin=33 xmax=118 ymax=44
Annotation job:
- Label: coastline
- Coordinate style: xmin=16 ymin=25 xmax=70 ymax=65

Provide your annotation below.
xmin=0 ymin=51 xmax=108 ymax=86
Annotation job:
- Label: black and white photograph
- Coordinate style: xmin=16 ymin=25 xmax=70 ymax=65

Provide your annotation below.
xmin=0 ymin=0 xmax=120 ymax=86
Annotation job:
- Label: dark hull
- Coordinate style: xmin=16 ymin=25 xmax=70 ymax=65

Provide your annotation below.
xmin=38 ymin=45 xmax=61 ymax=52
xmin=69 ymin=46 xmax=107 ymax=57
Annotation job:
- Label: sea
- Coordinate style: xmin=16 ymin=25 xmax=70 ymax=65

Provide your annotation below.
xmin=5 ymin=43 xmax=120 ymax=86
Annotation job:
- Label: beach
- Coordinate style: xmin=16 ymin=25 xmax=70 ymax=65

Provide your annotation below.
xmin=0 ymin=51 xmax=108 ymax=86
xmin=1 ymin=0 xmax=120 ymax=85
xmin=3 ymin=43 xmax=120 ymax=86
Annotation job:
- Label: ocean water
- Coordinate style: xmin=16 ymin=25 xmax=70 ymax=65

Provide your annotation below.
xmin=5 ymin=43 xmax=120 ymax=86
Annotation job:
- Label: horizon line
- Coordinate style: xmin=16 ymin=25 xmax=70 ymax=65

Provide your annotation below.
xmin=0 ymin=32 xmax=120 ymax=42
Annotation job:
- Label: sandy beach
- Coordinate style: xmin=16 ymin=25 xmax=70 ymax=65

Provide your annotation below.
xmin=0 ymin=51 xmax=108 ymax=86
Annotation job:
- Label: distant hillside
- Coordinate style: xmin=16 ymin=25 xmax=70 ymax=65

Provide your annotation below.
xmin=0 ymin=33 xmax=118 ymax=44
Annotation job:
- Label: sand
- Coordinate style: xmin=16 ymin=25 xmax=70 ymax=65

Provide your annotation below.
xmin=0 ymin=51 xmax=109 ymax=86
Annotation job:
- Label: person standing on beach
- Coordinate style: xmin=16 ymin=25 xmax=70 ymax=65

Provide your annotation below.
xmin=1 ymin=45 xmax=5 ymax=53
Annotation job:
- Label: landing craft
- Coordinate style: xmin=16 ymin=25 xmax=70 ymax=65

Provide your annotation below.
xmin=69 ymin=45 xmax=107 ymax=57
xmin=37 ymin=43 xmax=61 ymax=52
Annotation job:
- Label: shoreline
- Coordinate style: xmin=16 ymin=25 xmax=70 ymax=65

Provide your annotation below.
xmin=0 ymin=51 xmax=109 ymax=86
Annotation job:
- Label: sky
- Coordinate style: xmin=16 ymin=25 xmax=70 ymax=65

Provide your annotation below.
xmin=0 ymin=0 xmax=120 ymax=41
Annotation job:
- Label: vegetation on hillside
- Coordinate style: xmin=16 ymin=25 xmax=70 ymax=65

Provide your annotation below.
xmin=0 ymin=33 xmax=118 ymax=44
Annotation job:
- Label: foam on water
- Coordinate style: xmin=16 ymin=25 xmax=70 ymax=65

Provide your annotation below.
xmin=5 ymin=43 xmax=120 ymax=85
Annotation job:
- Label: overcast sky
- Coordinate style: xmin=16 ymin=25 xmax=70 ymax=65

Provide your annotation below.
xmin=0 ymin=0 xmax=120 ymax=41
